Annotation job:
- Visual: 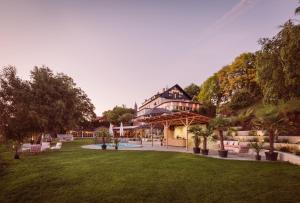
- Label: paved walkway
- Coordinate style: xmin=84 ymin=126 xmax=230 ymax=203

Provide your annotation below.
xmin=82 ymin=143 xmax=259 ymax=161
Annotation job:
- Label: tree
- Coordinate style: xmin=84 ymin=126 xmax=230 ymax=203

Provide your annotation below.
xmin=198 ymin=74 xmax=222 ymax=106
xmin=197 ymin=102 xmax=216 ymax=117
xmin=252 ymin=105 xmax=291 ymax=160
xmin=0 ymin=66 xmax=36 ymax=158
xmin=210 ymin=116 xmax=231 ymax=157
xmin=188 ymin=125 xmax=202 ymax=153
xmin=184 ymin=83 xmax=200 ymax=100
xmin=102 ymin=105 xmax=135 ymax=125
xmin=189 ymin=124 xmax=213 ymax=155
xmin=30 ymin=66 xmax=96 ymax=135
xmin=228 ymin=89 xmax=255 ymax=110
xmin=256 ymin=21 xmax=300 ymax=103
xmin=279 ymin=21 xmax=300 ymax=98
xmin=219 ymin=53 xmax=261 ymax=102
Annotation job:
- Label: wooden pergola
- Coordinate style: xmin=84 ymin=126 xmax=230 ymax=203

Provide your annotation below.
xmin=138 ymin=111 xmax=211 ymax=150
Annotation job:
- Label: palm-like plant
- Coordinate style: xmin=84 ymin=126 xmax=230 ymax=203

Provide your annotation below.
xmin=250 ymin=141 xmax=264 ymax=160
xmin=114 ymin=138 xmax=120 ymax=150
xmin=188 ymin=126 xmax=202 ymax=154
xmin=200 ymin=126 xmax=214 ymax=154
xmin=211 ymin=116 xmax=231 ymax=151
xmin=252 ymin=105 xmax=290 ymax=160
xmin=96 ymin=128 xmax=109 ymax=150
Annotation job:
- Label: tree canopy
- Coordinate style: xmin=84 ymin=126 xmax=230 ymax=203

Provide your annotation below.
xmin=0 ymin=66 xmax=96 ymax=146
xmin=102 ymin=105 xmax=135 ymax=125
xmin=184 ymin=83 xmax=200 ymax=100
xmin=256 ymin=21 xmax=300 ymax=103
xmin=197 ymin=7 xmax=300 ymax=115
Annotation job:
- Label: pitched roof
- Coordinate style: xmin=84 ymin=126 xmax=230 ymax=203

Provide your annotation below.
xmin=140 ymin=84 xmax=192 ymax=108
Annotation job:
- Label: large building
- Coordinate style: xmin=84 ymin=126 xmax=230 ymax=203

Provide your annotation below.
xmin=136 ymin=84 xmax=201 ymax=119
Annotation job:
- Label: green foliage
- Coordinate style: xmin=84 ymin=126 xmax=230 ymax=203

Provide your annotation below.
xmin=95 ymin=128 xmax=109 ymax=138
xmin=0 ymin=66 xmax=96 ymax=153
xmin=188 ymin=126 xmax=202 ymax=148
xmin=197 ymin=11 xmax=300 ymax=114
xmin=252 ymin=104 xmax=292 ymax=152
xmin=188 ymin=125 xmax=213 ymax=150
xmin=197 ymin=102 xmax=216 ymax=117
xmin=280 ymin=98 xmax=300 ymax=114
xmin=30 ymin=66 xmax=96 ymax=134
xmin=0 ymin=66 xmax=35 ymax=148
xmin=184 ymin=83 xmax=200 ymax=100
xmin=198 ymin=74 xmax=222 ymax=106
xmin=229 ymin=89 xmax=255 ymax=110
xmin=229 ymin=107 xmax=255 ymax=129
xmin=103 ymin=105 xmax=135 ymax=125
xmin=219 ymin=53 xmax=261 ymax=102
xmin=250 ymin=141 xmax=264 ymax=155
xmin=210 ymin=116 xmax=231 ymax=131
xmin=256 ymin=21 xmax=300 ymax=103
xmin=114 ymin=138 xmax=120 ymax=145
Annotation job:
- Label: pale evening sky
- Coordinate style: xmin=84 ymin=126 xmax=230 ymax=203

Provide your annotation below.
xmin=0 ymin=0 xmax=298 ymax=115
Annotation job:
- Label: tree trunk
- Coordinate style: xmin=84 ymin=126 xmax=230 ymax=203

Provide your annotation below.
xmin=269 ymin=131 xmax=274 ymax=153
xmin=14 ymin=143 xmax=20 ymax=159
xmin=203 ymin=136 xmax=207 ymax=150
xmin=219 ymin=130 xmax=225 ymax=150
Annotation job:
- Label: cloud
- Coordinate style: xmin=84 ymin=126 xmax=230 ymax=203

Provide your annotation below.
xmin=198 ymin=0 xmax=260 ymax=42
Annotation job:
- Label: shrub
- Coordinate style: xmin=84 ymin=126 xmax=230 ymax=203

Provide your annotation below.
xmin=229 ymin=89 xmax=255 ymax=110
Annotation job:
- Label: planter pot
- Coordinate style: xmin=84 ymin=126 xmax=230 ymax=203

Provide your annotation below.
xmin=201 ymin=149 xmax=209 ymax=155
xmin=218 ymin=150 xmax=228 ymax=158
xmin=193 ymin=147 xmax=201 ymax=154
xmin=101 ymin=144 xmax=107 ymax=150
xmin=265 ymin=151 xmax=278 ymax=161
xmin=255 ymin=155 xmax=261 ymax=161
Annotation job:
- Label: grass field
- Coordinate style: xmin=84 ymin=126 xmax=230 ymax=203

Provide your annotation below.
xmin=1 ymin=139 xmax=300 ymax=203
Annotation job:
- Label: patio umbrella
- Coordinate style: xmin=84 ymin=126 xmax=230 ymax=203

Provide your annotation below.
xmin=109 ymin=123 xmax=114 ymax=137
xmin=120 ymin=122 xmax=124 ymax=137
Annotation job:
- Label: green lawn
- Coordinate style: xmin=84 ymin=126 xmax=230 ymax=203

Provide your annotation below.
xmin=1 ymin=139 xmax=300 ymax=203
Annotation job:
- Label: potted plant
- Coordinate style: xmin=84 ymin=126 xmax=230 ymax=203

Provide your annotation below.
xmin=96 ymin=128 xmax=109 ymax=150
xmin=250 ymin=141 xmax=264 ymax=160
xmin=114 ymin=138 xmax=120 ymax=150
xmin=211 ymin=116 xmax=231 ymax=158
xmin=198 ymin=125 xmax=213 ymax=155
xmin=252 ymin=105 xmax=291 ymax=161
xmin=201 ymin=126 xmax=214 ymax=155
xmin=188 ymin=126 xmax=201 ymax=154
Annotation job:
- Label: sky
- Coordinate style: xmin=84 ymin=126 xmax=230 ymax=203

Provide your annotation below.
xmin=0 ymin=0 xmax=299 ymax=115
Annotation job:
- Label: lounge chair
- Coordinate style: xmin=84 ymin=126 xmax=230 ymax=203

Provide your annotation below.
xmin=30 ymin=144 xmax=42 ymax=153
xmin=51 ymin=142 xmax=62 ymax=150
xmin=41 ymin=142 xmax=50 ymax=151
xmin=21 ymin=143 xmax=31 ymax=152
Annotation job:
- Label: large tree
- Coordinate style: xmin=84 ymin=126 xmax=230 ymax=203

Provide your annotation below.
xmin=0 ymin=67 xmax=37 ymax=158
xmin=219 ymin=53 xmax=261 ymax=100
xmin=30 ymin=66 xmax=96 ymax=134
xmin=256 ymin=21 xmax=300 ymax=103
xmin=198 ymin=74 xmax=223 ymax=106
